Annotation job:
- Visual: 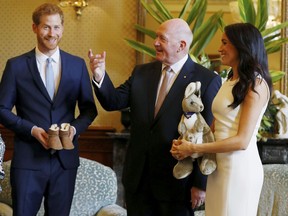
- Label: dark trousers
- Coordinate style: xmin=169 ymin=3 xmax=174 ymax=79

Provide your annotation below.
xmin=125 ymin=183 xmax=194 ymax=216
xmin=11 ymin=153 xmax=77 ymax=216
xmin=125 ymin=161 xmax=194 ymax=216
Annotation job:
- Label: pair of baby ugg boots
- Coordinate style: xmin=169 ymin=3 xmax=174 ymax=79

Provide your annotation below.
xmin=48 ymin=123 xmax=74 ymax=150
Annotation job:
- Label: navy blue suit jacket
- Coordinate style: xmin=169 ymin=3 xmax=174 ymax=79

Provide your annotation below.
xmin=0 ymin=49 xmax=97 ymax=170
xmin=93 ymin=57 xmax=221 ymax=202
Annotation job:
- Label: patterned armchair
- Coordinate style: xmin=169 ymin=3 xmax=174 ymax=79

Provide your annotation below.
xmin=0 ymin=157 xmax=127 ymax=216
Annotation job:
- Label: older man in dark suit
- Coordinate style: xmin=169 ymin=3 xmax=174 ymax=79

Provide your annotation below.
xmin=0 ymin=3 xmax=97 ymax=216
xmin=88 ymin=18 xmax=221 ymax=216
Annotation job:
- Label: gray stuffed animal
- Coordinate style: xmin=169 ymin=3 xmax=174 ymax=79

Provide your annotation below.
xmin=173 ymin=81 xmax=217 ymax=179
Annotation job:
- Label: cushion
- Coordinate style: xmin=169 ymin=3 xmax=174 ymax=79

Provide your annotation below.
xmin=0 ymin=202 xmax=12 ymax=216
xmin=257 ymin=164 xmax=288 ymax=216
xmin=70 ymin=157 xmax=118 ymax=215
xmin=96 ymin=204 xmax=127 ymax=216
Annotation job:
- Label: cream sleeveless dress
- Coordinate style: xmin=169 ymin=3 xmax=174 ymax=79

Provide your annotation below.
xmin=205 ymin=78 xmax=268 ymax=216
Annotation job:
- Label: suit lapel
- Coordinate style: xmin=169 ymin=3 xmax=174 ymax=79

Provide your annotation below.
xmin=54 ymin=50 xmax=66 ymax=103
xmin=50 ymin=50 xmax=72 ymax=105
xmin=26 ymin=49 xmax=52 ymax=102
xmin=148 ymin=62 xmax=163 ymax=120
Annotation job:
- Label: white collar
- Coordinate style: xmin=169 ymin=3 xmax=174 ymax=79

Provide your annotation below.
xmin=162 ymin=54 xmax=188 ymax=74
xmin=35 ymin=47 xmax=60 ymax=63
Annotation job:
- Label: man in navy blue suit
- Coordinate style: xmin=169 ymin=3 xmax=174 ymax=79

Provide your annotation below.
xmin=0 ymin=3 xmax=97 ymax=215
xmin=88 ymin=18 xmax=221 ymax=216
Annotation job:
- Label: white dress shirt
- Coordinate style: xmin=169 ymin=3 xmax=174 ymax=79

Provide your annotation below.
xmin=35 ymin=47 xmax=61 ymax=95
xmin=155 ymin=54 xmax=188 ymax=103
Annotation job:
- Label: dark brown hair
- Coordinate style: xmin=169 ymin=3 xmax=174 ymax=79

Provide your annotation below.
xmin=225 ymin=23 xmax=272 ymax=108
xmin=32 ymin=3 xmax=64 ymax=26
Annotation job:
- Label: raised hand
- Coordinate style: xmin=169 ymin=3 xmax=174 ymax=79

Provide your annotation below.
xmin=88 ymin=49 xmax=106 ymax=82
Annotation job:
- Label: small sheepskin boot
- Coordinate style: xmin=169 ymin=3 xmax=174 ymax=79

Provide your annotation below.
xmin=59 ymin=123 xmax=74 ymax=150
xmin=48 ymin=124 xmax=63 ymax=150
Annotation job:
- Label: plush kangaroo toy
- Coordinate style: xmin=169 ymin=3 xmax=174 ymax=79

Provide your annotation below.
xmin=173 ymin=81 xmax=217 ymax=179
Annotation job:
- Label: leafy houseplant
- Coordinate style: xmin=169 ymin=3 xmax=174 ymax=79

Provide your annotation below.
xmin=125 ymin=0 xmax=288 ymax=140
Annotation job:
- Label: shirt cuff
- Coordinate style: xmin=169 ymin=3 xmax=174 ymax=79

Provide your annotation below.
xmin=31 ymin=126 xmax=37 ymax=135
xmin=92 ymin=73 xmax=105 ymax=88
xmin=71 ymin=126 xmax=76 ymax=136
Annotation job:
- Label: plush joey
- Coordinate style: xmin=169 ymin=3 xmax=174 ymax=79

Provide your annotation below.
xmin=173 ymin=81 xmax=217 ymax=179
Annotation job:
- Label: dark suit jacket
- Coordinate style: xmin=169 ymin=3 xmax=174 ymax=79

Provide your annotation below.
xmin=93 ymin=57 xmax=221 ymax=201
xmin=0 ymin=49 xmax=97 ymax=170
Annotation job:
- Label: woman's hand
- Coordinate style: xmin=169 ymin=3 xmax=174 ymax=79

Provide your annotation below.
xmin=170 ymin=139 xmax=195 ymax=160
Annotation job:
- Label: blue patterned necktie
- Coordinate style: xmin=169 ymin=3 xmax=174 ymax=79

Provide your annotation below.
xmin=46 ymin=57 xmax=55 ymax=100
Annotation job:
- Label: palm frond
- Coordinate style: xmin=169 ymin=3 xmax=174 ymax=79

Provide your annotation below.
xmin=179 ymin=0 xmax=192 ymax=19
xmin=152 ymin=0 xmax=173 ymax=20
xmin=191 ymin=0 xmax=207 ymax=33
xmin=270 ymin=70 xmax=286 ymax=83
xmin=262 ymin=21 xmax=288 ymax=37
xmin=263 ymin=33 xmax=281 ymax=44
xmin=255 ymin=0 xmax=268 ymax=31
xmin=191 ymin=11 xmax=223 ymax=57
xmin=265 ymin=38 xmax=288 ymax=54
xmin=134 ymin=24 xmax=157 ymax=39
xmin=140 ymin=0 xmax=166 ymax=23
xmin=185 ymin=0 xmax=206 ymax=26
xmin=124 ymin=39 xmax=156 ymax=57
xmin=238 ymin=0 xmax=256 ymax=24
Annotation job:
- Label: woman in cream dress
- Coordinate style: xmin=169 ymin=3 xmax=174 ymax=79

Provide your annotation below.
xmin=171 ymin=23 xmax=272 ymax=216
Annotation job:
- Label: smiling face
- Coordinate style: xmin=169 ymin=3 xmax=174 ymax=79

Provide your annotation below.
xmin=153 ymin=19 xmax=192 ymax=66
xmin=154 ymin=24 xmax=181 ymax=65
xmin=218 ymin=33 xmax=239 ymax=69
xmin=32 ymin=14 xmax=63 ymax=56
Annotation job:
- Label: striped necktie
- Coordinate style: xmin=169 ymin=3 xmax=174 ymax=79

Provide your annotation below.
xmin=154 ymin=66 xmax=173 ymax=117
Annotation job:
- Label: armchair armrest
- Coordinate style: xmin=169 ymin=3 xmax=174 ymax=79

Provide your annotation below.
xmin=0 ymin=202 xmax=13 ymax=216
xmin=96 ymin=204 xmax=127 ymax=216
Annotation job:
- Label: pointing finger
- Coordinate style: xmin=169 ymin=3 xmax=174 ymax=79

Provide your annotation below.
xmin=88 ymin=49 xmax=93 ymax=58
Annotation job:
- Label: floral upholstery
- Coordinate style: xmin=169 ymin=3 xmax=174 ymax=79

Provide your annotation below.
xmin=257 ymin=164 xmax=288 ymax=216
xmin=0 ymin=160 xmax=11 ymax=207
xmin=195 ymin=164 xmax=288 ymax=216
xmin=0 ymin=158 xmax=127 ymax=216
